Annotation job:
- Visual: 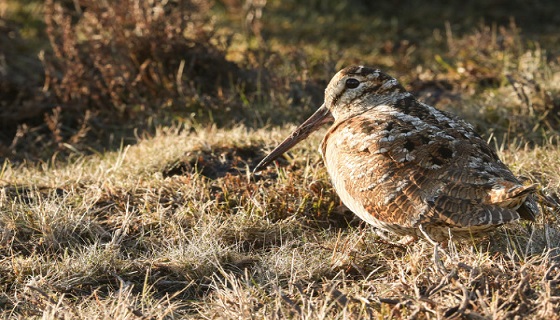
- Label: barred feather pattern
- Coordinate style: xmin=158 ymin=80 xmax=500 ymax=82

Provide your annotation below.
xmin=255 ymin=65 xmax=539 ymax=242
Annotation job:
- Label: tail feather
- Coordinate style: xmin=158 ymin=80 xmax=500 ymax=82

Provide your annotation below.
xmin=516 ymin=194 xmax=540 ymax=221
xmin=487 ymin=183 xmax=538 ymax=208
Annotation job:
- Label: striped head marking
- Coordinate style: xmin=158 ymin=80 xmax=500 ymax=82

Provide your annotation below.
xmin=324 ymin=66 xmax=407 ymax=121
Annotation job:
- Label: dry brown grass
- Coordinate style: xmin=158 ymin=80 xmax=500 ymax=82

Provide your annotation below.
xmin=1 ymin=123 xmax=559 ymax=318
xmin=1 ymin=0 xmax=560 ymax=318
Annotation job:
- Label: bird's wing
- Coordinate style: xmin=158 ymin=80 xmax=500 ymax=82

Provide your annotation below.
xmin=322 ymin=112 xmax=535 ymax=229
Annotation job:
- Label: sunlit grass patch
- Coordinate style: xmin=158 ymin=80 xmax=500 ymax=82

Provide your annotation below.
xmin=1 ymin=123 xmax=559 ymax=318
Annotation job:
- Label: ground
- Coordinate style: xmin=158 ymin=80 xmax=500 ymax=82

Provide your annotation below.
xmin=1 ymin=0 xmax=560 ymax=318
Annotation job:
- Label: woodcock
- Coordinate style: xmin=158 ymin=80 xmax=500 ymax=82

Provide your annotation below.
xmin=254 ymin=66 xmax=539 ymax=242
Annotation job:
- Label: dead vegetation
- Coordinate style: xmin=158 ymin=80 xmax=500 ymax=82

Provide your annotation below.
xmin=1 ymin=0 xmax=560 ymax=318
xmin=1 ymin=0 xmax=259 ymax=160
xmin=1 ymin=124 xmax=559 ymax=319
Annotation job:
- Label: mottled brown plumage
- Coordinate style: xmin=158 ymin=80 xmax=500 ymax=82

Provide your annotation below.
xmin=254 ymin=66 xmax=539 ymax=242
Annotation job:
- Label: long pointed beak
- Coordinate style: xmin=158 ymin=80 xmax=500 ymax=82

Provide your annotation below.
xmin=253 ymin=104 xmax=334 ymax=173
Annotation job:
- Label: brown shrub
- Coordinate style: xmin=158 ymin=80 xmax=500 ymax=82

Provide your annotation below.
xmin=1 ymin=0 xmax=253 ymax=160
xmin=42 ymin=0 xmax=246 ymax=118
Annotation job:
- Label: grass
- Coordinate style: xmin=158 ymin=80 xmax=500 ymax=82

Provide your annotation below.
xmin=1 ymin=0 xmax=560 ymax=318
xmin=2 ymin=124 xmax=559 ymax=318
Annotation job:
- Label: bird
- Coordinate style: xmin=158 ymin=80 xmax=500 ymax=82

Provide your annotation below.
xmin=254 ymin=65 xmax=539 ymax=243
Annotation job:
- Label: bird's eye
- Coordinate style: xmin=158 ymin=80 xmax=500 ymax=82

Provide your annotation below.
xmin=345 ymin=78 xmax=360 ymax=89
